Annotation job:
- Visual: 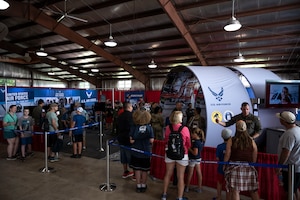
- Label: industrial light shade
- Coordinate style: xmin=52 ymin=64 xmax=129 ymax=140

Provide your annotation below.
xmin=36 ymin=47 xmax=48 ymax=57
xmin=48 ymin=71 xmax=55 ymax=75
xmin=104 ymin=24 xmax=117 ymax=47
xmin=148 ymin=59 xmax=157 ymax=69
xmin=224 ymin=16 xmax=242 ymax=32
xmin=234 ymin=52 xmax=245 ymax=62
xmin=224 ymin=0 xmax=241 ymax=32
xmin=0 ymin=0 xmax=10 ymax=10
xmin=104 ymin=36 xmax=117 ymax=47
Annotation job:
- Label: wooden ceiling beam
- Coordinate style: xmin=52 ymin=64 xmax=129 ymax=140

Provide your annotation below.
xmin=1 ymin=1 xmax=150 ymax=89
xmin=158 ymin=0 xmax=207 ymax=66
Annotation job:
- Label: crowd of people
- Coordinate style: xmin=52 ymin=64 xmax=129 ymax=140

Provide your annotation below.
xmin=2 ymin=99 xmax=299 ymax=200
xmin=2 ymin=99 xmax=90 ymax=162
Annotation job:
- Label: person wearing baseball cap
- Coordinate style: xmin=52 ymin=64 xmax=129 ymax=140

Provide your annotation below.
xmin=46 ymin=102 xmax=60 ymax=162
xmin=69 ymin=106 xmax=86 ymax=158
xmin=223 ymin=120 xmax=260 ymax=199
xmin=276 ymin=111 xmax=300 ymax=199
xmin=215 ymin=128 xmax=232 ymax=200
xmin=276 ymin=111 xmax=296 ymax=124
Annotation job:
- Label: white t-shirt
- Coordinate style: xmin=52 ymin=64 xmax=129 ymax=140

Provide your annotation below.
xmin=277 ymin=125 xmax=300 ymax=172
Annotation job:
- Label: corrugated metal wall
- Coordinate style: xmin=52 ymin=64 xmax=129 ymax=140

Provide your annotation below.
xmin=0 ymin=62 xmax=165 ymax=90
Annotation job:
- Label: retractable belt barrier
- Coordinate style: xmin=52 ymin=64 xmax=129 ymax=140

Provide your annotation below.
xmin=103 ymin=140 xmax=294 ymax=200
xmin=23 ymin=122 xmax=100 ymax=173
xmin=108 ymin=140 xmax=288 ymax=169
xmin=2 ymin=126 xmax=293 ymax=199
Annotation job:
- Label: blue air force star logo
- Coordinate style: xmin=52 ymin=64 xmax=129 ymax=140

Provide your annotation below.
xmin=208 ymin=87 xmax=224 ymax=101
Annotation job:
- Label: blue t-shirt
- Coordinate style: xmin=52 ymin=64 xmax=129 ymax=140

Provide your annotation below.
xmin=72 ymin=114 xmax=86 ymax=135
xmin=216 ymin=142 xmax=227 ymax=175
xmin=129 ymin=124 xmax=154 ymax=158
xmin=188 ymin=139 xmax=204 ymax=159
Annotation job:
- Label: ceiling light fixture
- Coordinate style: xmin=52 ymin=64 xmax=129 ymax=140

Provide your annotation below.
xmin=0 ymin=0 xmax=9 ymax=10
xmin=36 ymin=41 xmax=48 ymax=57
xmin=48 ymin=71 xmax=55 ymax=75
xmin=224 ymin=0 xmax=242 ymax=32
xmin=234 ymin=52 xmax=245 ymax=62
xmin=104 ymin=24 xmax=117 ymax=47
xmin=91 ymin=68 xmax=99 ymax=72
xmin=148 ymin=59 xmax=157 ymax=69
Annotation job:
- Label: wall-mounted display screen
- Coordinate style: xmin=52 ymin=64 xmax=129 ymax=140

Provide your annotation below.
xmin=265 ymin=80 xmax=300 ymax=108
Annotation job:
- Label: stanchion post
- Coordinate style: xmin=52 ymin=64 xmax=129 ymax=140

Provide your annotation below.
xmin=99 ymin=140 xmax=116 ymax=191
xmin=39 ymin=131 xmax=51 ymax=173
xmin=288 ymin=164 xmax=295 ymax=200
xmin=98 ymin=112 xmax=104 ymax=152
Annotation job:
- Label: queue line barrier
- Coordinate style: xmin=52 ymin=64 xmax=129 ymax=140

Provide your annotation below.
xmin=101 ymin=139 xmax=292 ymax=200
xmin=37 ymin=122 xmax=101 ymax=173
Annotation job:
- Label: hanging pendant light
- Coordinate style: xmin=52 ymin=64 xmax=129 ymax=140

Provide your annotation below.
xmin=148 ymin=59 xmax=157 ymax=69
xmin=0 ymin=0 xmax=9 ymax=10
xmin=36 ymin=41 xmax=48 ymax=57
xmin=224 ymin=0 xmax=242 ymax=32
xmin=104 ymin=24 xmax=117 ymax=47
xmin=234 ymin=52 xmax=245 ymax=62
xmin=48 ymin=71 xmax=55 ymax=75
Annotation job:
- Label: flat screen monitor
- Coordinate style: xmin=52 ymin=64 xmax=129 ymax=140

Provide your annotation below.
xmin=265 ymin=80 xmax=300 ymax=108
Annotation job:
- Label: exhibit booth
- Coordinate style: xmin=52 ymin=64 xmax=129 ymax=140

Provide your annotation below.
xmin=160 ymin=66 xmax=286 ymax=147
xmin=153 ymin=66 xmax=298 ymax=199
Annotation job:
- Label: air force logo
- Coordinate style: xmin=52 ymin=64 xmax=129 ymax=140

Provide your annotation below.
xmin=86 ymin=91 xmax=93 ymax=98
xmin=208 ymin=87 xmax=224 ymax=101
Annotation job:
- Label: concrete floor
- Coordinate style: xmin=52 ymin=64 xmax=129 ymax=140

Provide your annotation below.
xmin=0 ymin=126 xmax=256 ymax=200
xmin=0 ymin=143 xmax=236 ymax=200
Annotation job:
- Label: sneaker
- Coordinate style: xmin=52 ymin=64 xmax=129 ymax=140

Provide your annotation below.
xmin=136 ymin=187 xmax=142 ymax=193
xmin=6 ymin=157 xmax=17 ymax=161
xmin=131 ymin=175 xmax=136 ymax=181
xmin=122 ymin=171 xmax=134 ymax=178
xmin=77 ymin=154 xmax=81 ymax=158
xmin=184 ymin=186 xmax=189 ymax=193
xmin=20 ymin=156 xmax=25 ymax=161
xmin=176 ymin=197 xmax=188 ymax=200
xmin=140 ymin=185 xmax=147 ymax=193
xmin=26 ymin=152 xmax=34 ymax=157
xmin=161 ymin=193 xmax=167 ymax=200
xmin=70 ymin=154 xmax=78 ymax=158
xmin=194 ymin=188 xmax=202 ymax=193
xmin=49 ymin=157 xmax=59 ymax=162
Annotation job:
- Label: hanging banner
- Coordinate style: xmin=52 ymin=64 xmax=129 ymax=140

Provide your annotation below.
xmin=124 ymin=91 xmax=145 ymax=108
xmin=0 ymin=87 xmax=98 ymax=119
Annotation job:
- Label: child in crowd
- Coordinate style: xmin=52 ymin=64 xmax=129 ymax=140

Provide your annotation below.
xmin=129 ymin=109 xmax=154 ymax=193
xmin=69 ymin=107 xmax=86 ymax=158
xmin=18 ymin=108 xmax=34 ymax=160
xmin=215 ymin=128 xmax=232 ymax=200
xmin=185 ymin=127 xmax=205 ymax=193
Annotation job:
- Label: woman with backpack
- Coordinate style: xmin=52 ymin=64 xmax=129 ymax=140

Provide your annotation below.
xmin=161 ymin=111 xmax=191 ymax=200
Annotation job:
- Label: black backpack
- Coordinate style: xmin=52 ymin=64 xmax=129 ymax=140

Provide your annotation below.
xmin=166 ymin=125 xmax=185 ymax=160
xmin=42 ymin=118 xmax=50 ymax=132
